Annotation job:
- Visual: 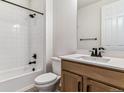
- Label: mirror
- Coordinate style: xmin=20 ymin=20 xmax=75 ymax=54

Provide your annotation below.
xmin=77 ymin=0 xmax=124 ymax=50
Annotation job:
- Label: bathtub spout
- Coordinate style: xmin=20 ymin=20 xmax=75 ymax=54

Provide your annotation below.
xmin=28 ymin=61 xmax=36 ymax=65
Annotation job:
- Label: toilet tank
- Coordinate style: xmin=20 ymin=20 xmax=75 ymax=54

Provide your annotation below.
xmin=51 ymin=57 xmax=61 ymax=75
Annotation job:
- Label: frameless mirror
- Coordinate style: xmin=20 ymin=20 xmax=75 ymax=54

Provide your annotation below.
xmin=77 ymin=0 xmax=124 ymax=50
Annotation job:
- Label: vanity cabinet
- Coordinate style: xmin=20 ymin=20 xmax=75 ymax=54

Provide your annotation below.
xmin=61 ymin=71 xmax=82 ymax=92
xmin=86 ymin=80 xmax=122 ymax=92
xmin=61 ymin=60 xmax=124 ymax=92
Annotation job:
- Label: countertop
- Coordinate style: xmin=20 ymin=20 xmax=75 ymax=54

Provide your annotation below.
xmin=60 ymin=54 xmax=124 ymax=72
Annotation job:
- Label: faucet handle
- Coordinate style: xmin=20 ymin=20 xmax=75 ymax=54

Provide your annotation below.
xmin=98 ymin=47 xmax=105 ymax=57
xmin=32 ymin=54 xmax=37 ymax=59
xmin=99 ymin=47 xmax=105 ymax=53
xmin=92 ymin=48 xmax=98 ymax=50
xmin=99 ymin=47 xmax=105 ymax=50
xmin=89 ymin=50 xmax=95 ymax=56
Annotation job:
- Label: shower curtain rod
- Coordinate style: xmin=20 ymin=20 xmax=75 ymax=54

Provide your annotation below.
xmin=1 ymin=0 xmax=44 ymax=15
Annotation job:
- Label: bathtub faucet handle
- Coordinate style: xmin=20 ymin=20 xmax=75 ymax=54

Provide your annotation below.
xmin=32 ymin=54 xmax=37 ymax=59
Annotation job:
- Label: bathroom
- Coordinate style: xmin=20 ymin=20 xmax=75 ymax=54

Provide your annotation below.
xmin=0 ymin=0 xmax=124 ymax=92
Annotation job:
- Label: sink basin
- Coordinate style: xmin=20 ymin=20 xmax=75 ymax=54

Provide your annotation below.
xmin=77 ymin=56 xmax=110 ymax=63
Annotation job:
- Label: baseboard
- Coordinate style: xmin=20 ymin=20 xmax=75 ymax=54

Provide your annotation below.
xmin=16 ymin=84 xmax=35 ymax=92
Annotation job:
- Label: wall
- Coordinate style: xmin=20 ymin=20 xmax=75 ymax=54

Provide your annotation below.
xmin=46 ymin=0 xmax=54 ymax=72
xmin=0 ymin=0 xmax=45 ymax=91
xmin=0 ymin=0 xmax=30 ymax=73
xmin=30 ymin=0 xmax=45 ymax=72
xmin=30 ymin=0 xmax=45 ymax=13
xmin=77 ymin=0 xmax=124 ymax=58
xmin=8 ymin=0 xmax=30 ymax=7
xmin=53 ymin=0 xmax=77 ymax=56
xmin=78 ymin=0 xmax=119 ymax=49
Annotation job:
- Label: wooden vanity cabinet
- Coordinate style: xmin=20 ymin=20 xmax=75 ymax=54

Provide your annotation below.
xmin=86 ymin=80 xmax=122 ymax=92
xmin=61 ymin=71 xmax=82 ymax=92
xmin=61 ymin=60 xmax=124 ymax=92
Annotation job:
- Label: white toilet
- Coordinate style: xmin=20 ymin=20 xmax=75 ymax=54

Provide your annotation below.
xmin=35 ymin=57 xmax=61 ymax=92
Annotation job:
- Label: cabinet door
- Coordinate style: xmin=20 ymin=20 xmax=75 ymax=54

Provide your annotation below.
xmin=87 ymin=80 xmax=123 ymax=92
xmin=61 ymin=71 xmax=82 ymax=92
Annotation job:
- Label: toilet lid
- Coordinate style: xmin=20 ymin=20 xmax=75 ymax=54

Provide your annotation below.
xmin=35 ymin=73 xmax=57 ymax=85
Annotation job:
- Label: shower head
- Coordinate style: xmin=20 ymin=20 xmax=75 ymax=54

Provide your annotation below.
xmin=29 ymin=13 xmax=36 ymax=18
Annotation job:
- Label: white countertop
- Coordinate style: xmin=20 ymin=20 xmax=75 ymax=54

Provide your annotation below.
xmin=60 ymin=54 xmax=124 ymax=71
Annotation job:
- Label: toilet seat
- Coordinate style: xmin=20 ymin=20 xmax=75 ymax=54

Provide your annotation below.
xmin=35 ymin=73 xmax=57 ymax=85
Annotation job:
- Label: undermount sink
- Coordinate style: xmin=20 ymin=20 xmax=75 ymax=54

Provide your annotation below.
xmin=77 ymin=56 xmax=110 ymax=63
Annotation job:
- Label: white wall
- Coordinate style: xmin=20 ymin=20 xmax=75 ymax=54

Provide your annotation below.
xmin=0 ymin=0 xmax=30 ymax=73
xmin=77 ymin=0 xmax=124 ymax=58
xmin=0 ymin=0 xmax=45 ymax=73
xmin=30 ymin=0 xmax=45 ymax=72
xmin=53 ymin=0 xmax=77 ymax=56
xmin=30 ymin=0 xmax=45 ymax=13
xmin=0 ymin=0 xmax=45 ymax=91
xmin=78 ymin=0 xmax=119 ymax=49
xmin=8 ymin=0 xmax=30 ymax=7
xmin=45 ymin=0 xmax=53 ymax=72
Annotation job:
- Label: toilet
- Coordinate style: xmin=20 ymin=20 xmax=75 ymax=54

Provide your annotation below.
xmin=35 ymin=57 xmax=61 ymax=92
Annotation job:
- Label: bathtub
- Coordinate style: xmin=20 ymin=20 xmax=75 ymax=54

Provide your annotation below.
xmin=0 ymin=66 xmax=43 ymax=92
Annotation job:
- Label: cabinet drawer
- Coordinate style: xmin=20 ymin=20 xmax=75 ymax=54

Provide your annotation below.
xmin=62 ymin=60 xmax=124 ymax=90
xmin=87 ymin=80 xmax=123 ymax=92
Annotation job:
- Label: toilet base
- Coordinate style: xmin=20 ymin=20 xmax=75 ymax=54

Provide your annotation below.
xmin=38 ymin=85 xmax=56 ymax=92
xmin=35 ymin=76 xmax=61 ymax=92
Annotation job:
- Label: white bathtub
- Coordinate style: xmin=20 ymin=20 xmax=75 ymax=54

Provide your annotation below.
xmin=0 ymin=66 xmax=43 ymax=92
